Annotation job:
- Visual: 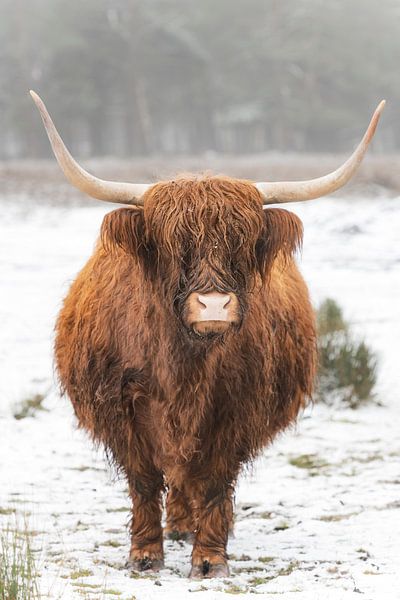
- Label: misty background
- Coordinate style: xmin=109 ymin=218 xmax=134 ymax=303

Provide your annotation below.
xmin=1 ymin=0 xmax=399 ymax=161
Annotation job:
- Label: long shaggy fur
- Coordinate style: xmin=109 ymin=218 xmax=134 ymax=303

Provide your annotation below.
xmin=55 ymin=175 xmax=317 ymax=574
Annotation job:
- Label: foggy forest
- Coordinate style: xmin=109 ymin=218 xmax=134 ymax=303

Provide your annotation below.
xmin=1 ymin=0 xmax=400 ymax=159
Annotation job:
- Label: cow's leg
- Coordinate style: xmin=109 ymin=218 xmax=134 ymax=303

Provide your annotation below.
xmin=127 ymin=472 xmax=165 ymax=572
xmin=188 ymin=482 xmax=234 ymax=578
xmin=165 ymin=486 xmax=194 ymax=541
xmin=117 ymin=373 xmax=165 ymax=571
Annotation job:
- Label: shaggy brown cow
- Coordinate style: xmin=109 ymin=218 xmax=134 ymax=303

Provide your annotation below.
xmin=31 ymin=91 xmax=384 ymax=578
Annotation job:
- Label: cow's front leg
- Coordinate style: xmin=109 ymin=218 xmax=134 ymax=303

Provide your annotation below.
xmin=127 ymin=473 xmax=165 ymax=572
xmin=189 ymin=482 xmax=234 ymax=578
xmin=165 ymin=486 xmax=194 ymax=541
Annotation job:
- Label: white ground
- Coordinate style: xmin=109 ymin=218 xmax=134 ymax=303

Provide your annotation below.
xmin=0 ymin=192 xmax=399 ymax=599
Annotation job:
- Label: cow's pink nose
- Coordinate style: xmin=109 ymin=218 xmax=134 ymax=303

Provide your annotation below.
xmin=185 ymin=290 xmax=240 ymax=335
xmin=196 ymin=292 xmax=231 ymax=321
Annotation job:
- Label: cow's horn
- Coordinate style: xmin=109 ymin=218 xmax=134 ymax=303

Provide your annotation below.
xmin=30 ymin=91 xmax=150 ymax=206
xmin=257 ymin=100 xmax=385 ymax=205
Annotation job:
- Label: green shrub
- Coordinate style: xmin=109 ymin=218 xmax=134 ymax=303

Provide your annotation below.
xmin=315 ymin=298 xmax=377 ymax=408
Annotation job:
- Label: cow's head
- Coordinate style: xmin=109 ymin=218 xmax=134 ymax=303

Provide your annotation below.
xmin=30 ymin=91 xmax=385 ymax=337
xmin=99 ymin=177 xmax=303 ymax=336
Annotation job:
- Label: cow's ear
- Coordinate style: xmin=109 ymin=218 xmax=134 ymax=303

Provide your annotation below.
xmin=256 ymin=208 xmax=303 ymax=273
xmin=100 ymin=208 xmax=145 ymax=256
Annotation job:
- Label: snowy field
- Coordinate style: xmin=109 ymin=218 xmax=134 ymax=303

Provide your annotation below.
xmin=0 ymin=190 xmax=399 ymax=599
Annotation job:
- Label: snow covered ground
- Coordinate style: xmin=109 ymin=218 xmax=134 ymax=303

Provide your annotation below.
xmin=0 ymin=191 xmax=399 ymax=599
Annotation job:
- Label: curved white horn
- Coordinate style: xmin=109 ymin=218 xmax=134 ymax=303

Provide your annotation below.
xmin=30 ymin=90 xmax=151 ymax=205
xmin=257 ymin=100 xmax=385 ymax=205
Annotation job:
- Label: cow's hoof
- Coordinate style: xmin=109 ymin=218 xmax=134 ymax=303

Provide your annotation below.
xmin=189 ymin=560 xmax=229 ymax=579
xmin=166 ymin=529 xmax=194 ymax=542
xmin=189 ymin=564 xmax=204 ymax=579
xmin=127 ymin=557 xmax=164 ymax=572
xmin=205 ymin=562 xmax=230 ymax=578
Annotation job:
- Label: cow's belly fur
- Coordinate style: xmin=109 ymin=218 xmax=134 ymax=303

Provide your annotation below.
xmin=54 ymin=250 xmax=317 ymax=574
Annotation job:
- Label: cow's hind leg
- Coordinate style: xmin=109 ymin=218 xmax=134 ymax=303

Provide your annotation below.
xmin=127 ymin=472 xmax=165 ymax=572
xmin=189 ymin=482 xmax=234 ymax=579
xmin=165 ymin=486 xmax=194 ymax=541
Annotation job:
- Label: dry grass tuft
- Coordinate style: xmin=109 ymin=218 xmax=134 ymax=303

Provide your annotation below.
xmin=0 ymin=517 xmax=40 ymax=600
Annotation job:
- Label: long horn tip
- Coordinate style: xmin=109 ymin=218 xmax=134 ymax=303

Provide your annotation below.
xmin=29 ymin=90 xmax=40 ymax=103
xmin=29 ymin=90 xmax=46 ymax=112
xmin=364 ymin=99 xmax=386 ymax=143
xmin=375 ymin=99 xmax=386 ymax=118
xmin=372 ymin=100 xmax=386 ymax=122
xmin=29 ymin=90 xmax=53 ymax=131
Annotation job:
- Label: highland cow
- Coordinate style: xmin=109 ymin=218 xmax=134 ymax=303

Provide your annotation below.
xmin=31 ymin=91 xmax=384 ymax=578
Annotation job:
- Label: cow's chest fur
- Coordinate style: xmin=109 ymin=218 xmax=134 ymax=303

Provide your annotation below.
xmin=127 ymin=341 xmax=277 ymax=484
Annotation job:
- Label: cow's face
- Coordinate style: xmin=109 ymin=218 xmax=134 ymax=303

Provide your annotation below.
xmin=101 ymin=177 xmax=303 ymax=338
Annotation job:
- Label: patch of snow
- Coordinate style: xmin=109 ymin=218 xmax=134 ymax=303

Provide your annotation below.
xmin=0 ymin=195 xmax=399 ymax=599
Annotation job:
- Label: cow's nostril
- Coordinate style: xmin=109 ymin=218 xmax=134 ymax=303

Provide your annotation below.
xmin=197 ymin=295 xmax=207 ymax=309
xmin=222 ymin=295 xmax=231 ymax=309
